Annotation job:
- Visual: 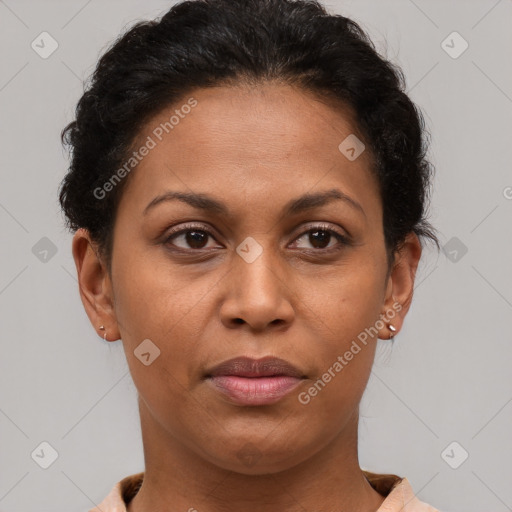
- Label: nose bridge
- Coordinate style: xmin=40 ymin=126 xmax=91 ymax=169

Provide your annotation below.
xmin=234 ymin=234 xmax=283 ymax=298
xmin=221 ymin=234 xmax=293 ymax=329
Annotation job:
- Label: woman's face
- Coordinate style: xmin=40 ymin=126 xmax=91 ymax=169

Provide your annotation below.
xmin=75 ymin=83 xmax=420 ymax=474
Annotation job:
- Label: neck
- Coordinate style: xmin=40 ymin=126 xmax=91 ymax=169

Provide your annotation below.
xmin=127 ymin=402 xmax=385 ymax=512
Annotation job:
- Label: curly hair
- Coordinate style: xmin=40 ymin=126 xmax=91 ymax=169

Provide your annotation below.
xmin=59 ymin=0 xmax=439 ymax=273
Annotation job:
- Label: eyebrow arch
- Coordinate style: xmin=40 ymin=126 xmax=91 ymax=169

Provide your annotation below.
xmin=143 ymin=188 xmax=366 ymax=218
xmin=283 ymin=189 xmax=366 ymax=218
xmin=143 ymin=191 xmax=229 ymax=216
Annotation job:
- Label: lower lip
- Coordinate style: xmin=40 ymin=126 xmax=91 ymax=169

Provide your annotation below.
xmin=207 ymin=375 xmax=303 ymax=406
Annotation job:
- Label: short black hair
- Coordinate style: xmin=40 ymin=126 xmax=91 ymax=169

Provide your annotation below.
xmin=59 ymin=0 xmax=439 ymax=272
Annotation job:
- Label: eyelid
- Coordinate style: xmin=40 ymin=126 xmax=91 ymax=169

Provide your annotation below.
xmin=296 ymin=222 xmax=350 ymax=240
xmin=163 ymin=221 xmax=351 ymax=250
xmin=163 ymin=222 xmax=223 ymax=248
xmin=165 ymin=222 xmax=218 ymax=238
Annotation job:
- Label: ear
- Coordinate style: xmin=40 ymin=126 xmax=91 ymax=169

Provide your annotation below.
xmin=378 ymin=232 xmax=422 ymax=340
xmin=72 ymin=228 xmax=120 ymax=342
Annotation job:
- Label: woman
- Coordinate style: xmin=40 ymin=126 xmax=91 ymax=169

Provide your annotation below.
xmin=59 ymin=0 xmax=441 ymax=510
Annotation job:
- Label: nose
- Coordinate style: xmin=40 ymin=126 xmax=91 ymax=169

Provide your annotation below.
xmin=219 ymin=243 xmax=294 ymax=332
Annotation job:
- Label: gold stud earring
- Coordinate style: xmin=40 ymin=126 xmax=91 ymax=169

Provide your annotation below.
xmin=99 ymin=325 xmax=107 ymax=341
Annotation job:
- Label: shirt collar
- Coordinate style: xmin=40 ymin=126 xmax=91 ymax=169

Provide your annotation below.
xmin=89 ymin=470 xmax=438 ymax=512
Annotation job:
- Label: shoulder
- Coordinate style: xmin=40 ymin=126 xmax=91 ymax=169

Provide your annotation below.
xmin=363 ymin=471 xmax=441 ymax=512
xmin=88 ymin=472 xmax=144 ymax=512
xmin=381 ymin=476 xmax=441 ymax=511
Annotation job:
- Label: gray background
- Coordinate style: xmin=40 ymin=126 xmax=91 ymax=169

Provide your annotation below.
xmin=1 ymin=1 xmax=511 ymax=511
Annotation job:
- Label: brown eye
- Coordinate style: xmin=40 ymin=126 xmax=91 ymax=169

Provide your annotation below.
xmin=291 ymin=224 xmax=349 ymax=251
xmin=164 ymin=224 xmax=221 ymax=250
xmin=181 ymin=230 xmax=209 ymax=249
xmin=308 ymin=229 xmax=332 ymax=249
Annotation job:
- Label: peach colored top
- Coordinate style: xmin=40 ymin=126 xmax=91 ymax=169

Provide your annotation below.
xmin=89 ymin=470 xmax=440 ymax=511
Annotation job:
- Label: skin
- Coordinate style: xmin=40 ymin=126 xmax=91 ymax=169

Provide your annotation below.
xmin=72 ymin=83 xmax=421 ymax=512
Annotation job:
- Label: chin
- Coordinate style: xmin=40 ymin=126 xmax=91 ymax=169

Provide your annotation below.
xmin=196 ymin=437 xmax=315 ymax=476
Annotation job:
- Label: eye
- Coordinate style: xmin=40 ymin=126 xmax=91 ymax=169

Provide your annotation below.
xmin=290 ymin=224 xmax=350 ymax=251
xmin=163 ymin=222 xmax=350 ymax=252
xmin=164 ymin=223 xmax=221 ymax=250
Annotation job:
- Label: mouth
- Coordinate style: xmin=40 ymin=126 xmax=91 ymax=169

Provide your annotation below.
xmin=204 ymin=356 xmax=306 ymax=406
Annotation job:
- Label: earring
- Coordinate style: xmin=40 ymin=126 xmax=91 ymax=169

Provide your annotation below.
xmin=388 ymin=324 xmax=397 ymax=340
xmin=99 ymin=325 xmax=107 ymax=341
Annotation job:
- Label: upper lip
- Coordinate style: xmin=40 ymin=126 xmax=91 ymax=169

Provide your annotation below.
xmin=206 ymin=356 xmax=305 ymax=378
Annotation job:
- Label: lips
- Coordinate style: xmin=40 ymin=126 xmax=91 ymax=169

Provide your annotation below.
xmin=205 ymin=356 xmax=306 ymax=406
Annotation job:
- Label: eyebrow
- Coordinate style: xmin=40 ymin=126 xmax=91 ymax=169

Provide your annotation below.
xmin=143 ymin=188 xmax=366 ymax=218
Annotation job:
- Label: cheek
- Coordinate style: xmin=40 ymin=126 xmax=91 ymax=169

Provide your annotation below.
xmin=112 ymin=255 xmax=216 ymax=393
xmin=114 ymin=267 xmax=204 ymax=430
xmin=298 ymin=255 xmax=385 ymax=340
xmin=113 ymin=251 xmax=203 ymax=342
xmin=295 ymin=262 xmax=384 ymax=406
xmin=297 ymin=308 xmax=379 ymax=430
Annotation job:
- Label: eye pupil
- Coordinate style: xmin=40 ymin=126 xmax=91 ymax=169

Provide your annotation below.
xmin=186 ymin=230 xmax=208 ymax=249
xmin=309 ymin=230 xmax=331 ymax=249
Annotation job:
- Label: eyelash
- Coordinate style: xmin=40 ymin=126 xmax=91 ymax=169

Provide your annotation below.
xmin=163 ymin=222 xmax=350 ymax=252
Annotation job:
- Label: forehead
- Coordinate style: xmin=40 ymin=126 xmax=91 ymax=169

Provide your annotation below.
xmin=118 ymin=83 xmax=379 ymax=221
xmin=140 ymin=83 xmax=368 ymax=165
